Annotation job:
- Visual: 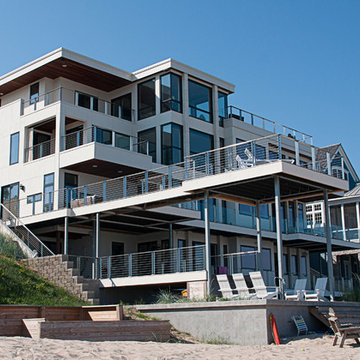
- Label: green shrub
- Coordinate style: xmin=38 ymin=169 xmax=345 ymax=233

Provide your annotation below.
xmin=0 ymin=233 xmax=24 ymax=260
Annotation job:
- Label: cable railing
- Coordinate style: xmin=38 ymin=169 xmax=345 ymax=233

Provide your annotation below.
xmin=0 ymin=203 xmax=54 ymax=257
xmin=228 ymin=106 xmax=313 ymax=145
xmin=60 ymin=125 xmax=153 ymax=156
xmin=24 ymin=138 xmax=55 ymax=162
xmin=67 ymin=245 xmax=206 ymax=280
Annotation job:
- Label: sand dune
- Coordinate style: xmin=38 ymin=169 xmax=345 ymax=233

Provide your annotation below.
xmin=1 ymin=335 xmax=359 ymax=360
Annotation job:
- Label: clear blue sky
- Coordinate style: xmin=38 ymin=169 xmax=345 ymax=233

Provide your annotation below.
xmin=2 ymin=0 xmax=359 ymax=174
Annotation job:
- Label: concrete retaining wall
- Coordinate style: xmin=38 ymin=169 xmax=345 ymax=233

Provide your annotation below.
xmin=133 ymin=300 xmax=351 ymax=345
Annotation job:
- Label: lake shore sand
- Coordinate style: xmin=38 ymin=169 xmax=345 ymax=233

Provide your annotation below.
xmin=1 ymin=334 xmax=359 ymax=360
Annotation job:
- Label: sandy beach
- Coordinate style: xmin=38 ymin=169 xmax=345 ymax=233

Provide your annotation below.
xmin=0 ymin=335 xmax=359 ymax=360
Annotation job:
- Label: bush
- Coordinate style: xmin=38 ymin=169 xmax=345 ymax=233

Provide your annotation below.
xmin=0 ymin=233 xmax=24 ymax=260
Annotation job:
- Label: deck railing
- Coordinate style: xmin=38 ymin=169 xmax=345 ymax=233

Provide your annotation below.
xmin=24 ymin=138 xmax=56 ymax=162
xmin=228 ymin=106 xmax=313 ymax=145
xmin=68 ymin=245 xmax=206 ymax=280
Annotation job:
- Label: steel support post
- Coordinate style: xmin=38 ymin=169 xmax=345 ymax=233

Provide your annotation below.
xmin=324 ymin=190 xmax=335 ymax=301
xmin=274 ymin=176 xmax=284 ymax=299
xmin=204 ymin=191 xmax=212 ymax=296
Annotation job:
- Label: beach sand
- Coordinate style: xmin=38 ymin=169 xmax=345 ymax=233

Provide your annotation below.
xmin=0 ymin=334 xmax=359 ymax=360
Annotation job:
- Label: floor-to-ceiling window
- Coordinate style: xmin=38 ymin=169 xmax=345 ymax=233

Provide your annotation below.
xmin=218 ymin=91 xmax=228 ymax=127
xmin=161 ymin=73 xmax=182 ymax=113
xmin=189 ymin=129 xmax=213 ymax=155
xmin=138 ymin=128 xmax=156 ymax=162
xmin=9 ymin=132 xmax=19 ymax=165
xmin=138 ymin=78 xmax=156 ymax=120
xmin=43 ymin=173 xmax=54 ymax=212
xmin=161 ymin=123 xmax=183 ymax=165
xmin=111 ymin=93 xmax=132 ymax=121
xmin=188 ymin=80 xmax=212 ymax=122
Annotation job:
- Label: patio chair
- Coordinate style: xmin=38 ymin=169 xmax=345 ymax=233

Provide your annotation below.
xmin=304 ymin=277 xmax=328 ymax=301
xmin=249 ymin=271 xmax=279 ymax=299
xmin=232 ymin=273 xmax=255 ymax=299
xmin=285 ymin=278 xmax=307 ymax=300
xmin=216 ymin=274 xmax=238 ymax=299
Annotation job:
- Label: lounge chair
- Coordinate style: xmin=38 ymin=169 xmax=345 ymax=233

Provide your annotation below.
xmin=232 ymin=273 xmax=255 ymax=299
xmin=249 ymin=271 xmax=279 ymax=299
xmin=216 ymin=274 xmax=238 ymax=299
xmin=285 ymin=278 xmax=307 ymax=300
xmin=304 ymin=277 xmax=328 ymax=301
xmin=328 ymin=307 xmax=360 ymax=347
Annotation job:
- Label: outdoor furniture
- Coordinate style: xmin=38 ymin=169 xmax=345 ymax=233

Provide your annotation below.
xmin=328 ymin=307 xmax=360 ymax=348
xmin=232 ymin=273 xmax=255 ymax=299
xmin=216 ymin=274 xmax=238 ymax=299
xmin=285 ymin=278 xmax=307 ymax=300
xmin=249 ymin=271 xmax=279 ymax=299
xmin=304 ymin=277 xmax=328 ymax=301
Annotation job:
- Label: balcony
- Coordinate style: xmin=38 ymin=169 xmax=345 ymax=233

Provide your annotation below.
xmin=24 ymin=138 xmax=55 ymax=162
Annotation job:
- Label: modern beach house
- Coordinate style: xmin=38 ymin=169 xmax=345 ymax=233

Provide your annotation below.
xmin=0 ymin=48 xmax=358 ymax=303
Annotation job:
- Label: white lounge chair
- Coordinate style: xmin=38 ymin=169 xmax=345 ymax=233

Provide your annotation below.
xmin=249 ymin=271 xmax=279 ymax=299
xmin=216 ymin=274 xmax=238 ymax=299
xmin=304 ymin=277 xmax=328 ymax=301
xmin=285 ymin=278 xmax=307 ymax=300
xmin=232 ymin=273 xmax=255 ymax=299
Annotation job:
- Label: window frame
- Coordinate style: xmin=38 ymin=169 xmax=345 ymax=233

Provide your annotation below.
xmin=137 ymin=78 xmax=156 ymax=120
xmin=188 ymin=79 xmax=213 ymax=123
xmin=10 ymin=132 xmax=19 ymax=165
xmin=160 ymin=72 xmax=182 ymax=114
xmin=161 ymin=123 xmax=183 ymax=165
xmin=43 ymin=173 xmax=54 ymax=212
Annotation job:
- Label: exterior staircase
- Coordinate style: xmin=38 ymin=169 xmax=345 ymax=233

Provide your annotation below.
xmin=23 ymin=255 xmax=101 ymax=305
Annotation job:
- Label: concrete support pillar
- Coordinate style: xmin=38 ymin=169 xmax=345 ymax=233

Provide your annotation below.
xmin=341 ymin=204 xmax=346 ymax=241
xmin=274 ymin=176 xmax=284 ymax=298
xmin=64 ymin=216 xmax=68 ymax=255
xmin=324 ymin=190 xmax=335 ymax=301
xmin=204 ymin=191 xmax=212 ymax=296
xmin=95 ymin=212 xmax=100 ymax=258
xmin=256 ymin=201 xmax=263 ymax=272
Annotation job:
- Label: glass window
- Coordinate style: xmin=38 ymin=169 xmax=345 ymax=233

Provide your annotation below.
xmin=95 ymin=128 xmax=112 ymax=145
xmin=239 ymin=204 xmax=253 ymax=216
xmin=30 ymin=82 xmax=39 ymax=104
xmin=161 ymin=123 xmax=183 ymax=165
xmin=283 ymin=254 xmax=288 ymax=274
xmin=218 ymin=91 xmax=228 ymax=127
xmin=241 ymin=246 xmax=256 ymax=270
xmin=115 ymin=133 xmax=130 ymax=150
xmin=254 ymin=204 xmax=269 ymax=219
xmin=188 ymin=80 xmax=212 ymax=122
xmin=10 ymin=132 xmax=19 ymax=165
xmin=111 ymin=93 xmax=132 ymax=121
xmin=1 ymin=182 xmax=19 ymax=217
xmin=77 ymin=92 xmax=98 ymax=111
xmin=138 ymin=78 xmax=155 ymax=120
xmin=27 ymin=193 xmax=42 ymax=203
xmin=300 ymin=256 xmax=307 ymax=276
xmin=138 ymin=128 xmax=156 ymax=162
xmin=161 ymin=73 xmax=182 ymax=113
xmin=262 ymin=248 xmax=271 ymax=271
xmin=43 ymin=173 xmax=54 ymax=212
xmin=291 ymin=255 xmax=298 ymax=275
xmin=189 ymin=129 xmax=213 ymax=155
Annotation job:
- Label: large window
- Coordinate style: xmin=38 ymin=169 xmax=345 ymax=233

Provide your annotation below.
xmin=64 ymin=173 xmax=78 ymax=205
xmin=161 ymin=123 xmax=183 ymax=165
xmin=43 ymin=173 xmax=54 ymax=212
xmin=115 ymin=133 xmax=130 ymax=150
xmin=138 ymin=78 xmax=156 ymax=120
xmin=10 ymin=132 xmax=19 ymax=165
xmin=76 ymin=91 xmax=98 ymax=111
xmin=161 ymin=73 xmax=182 ymax=113
xmin=188 ymin=80 xmax=212 ymax=122
xmin=291 ymin=255 xmax=298 ymax=275
xmin=241 ymin=245 xmax=256 ymax=270
xmin=218 ymin=91 xmax=228 ymax=127
xmin=30 ymin=82 xmax=39 ymax=105
xmin=189 ymin=129 xmax=213 ymax=155
xmin=111 ymin=93 xmax=131 ymax=121
xmin=95 ymin=128 xmax=112 ymax=145
xmin=262 ymin=248 xmax=272 ymax=271
xmin=138 ymin=128 xmax=156 ymax=162
xmin=300 ymin=256 xmax=307 ymax=276
xmin=1 ymin=182 xmax=19 ymax=217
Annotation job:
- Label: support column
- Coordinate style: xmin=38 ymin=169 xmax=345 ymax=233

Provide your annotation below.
xmin=356 ymin=202 xmax=360 ymax=240
xmin=274 ymin=176 xmax=284 ymax=298
xmin=256 ymin=201 xmax=263 ymax=272
xmin=64 ymin=217 xmax=68 ymax=255
xmin=341 ymin=204 xmax=346 ymax=241
xmin=324 ymin=190 xmax=335 ymax=301
xmin=94 ymin=212 xmax=100 ymax=279
xmin=169 ymin=223 xmax=174 ymax=249
xmin=204 ymin=191 xmax=212 ymax=296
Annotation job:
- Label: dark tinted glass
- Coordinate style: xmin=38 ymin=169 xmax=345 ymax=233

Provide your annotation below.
xmin=161 ymin=73 xmax=182 ymax=113
xmin=111 ymin=93 xmax=131 ymax=121
xmin=161 ymin=123 xmax=183 ymax=165
xmin=138 ymin=79 xmax=156 ymax=120
xmin=241 ymin=246 xmax=256 ymax=269
xmin=262 ymin=248 xmax=271 ymax=271
xmin=96 ymin=128 xmax=112 ymax=145
xmin=115 ymin=133 xmax=130 ymax=150
xmin=10 ymin=132 xmax=19 ymax=165
xmin=188 ymin=80 xmax=212 ymax=122
xmin=138 ymin=128 xmax=156 ymax=162
xmin=218 ymin=91 xmax=228 ymax=126
xmin=189 ymin=129 xmax=213 ymax=155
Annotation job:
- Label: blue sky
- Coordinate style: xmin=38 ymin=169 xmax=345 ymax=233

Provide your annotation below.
xmin=2 ymin=0 xmax=359 ymax=174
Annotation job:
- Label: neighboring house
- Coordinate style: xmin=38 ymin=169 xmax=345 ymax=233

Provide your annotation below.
xmin=0 ymin=48 xmax=358 ymax=302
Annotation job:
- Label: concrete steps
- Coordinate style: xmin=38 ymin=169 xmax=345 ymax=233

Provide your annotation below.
xmin=22 ymin=255 xmax=101 ymax=305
